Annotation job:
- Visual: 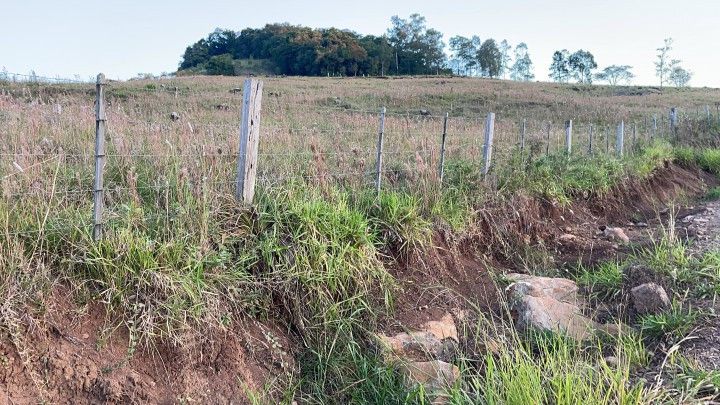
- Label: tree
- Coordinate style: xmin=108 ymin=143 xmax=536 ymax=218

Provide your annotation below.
xmin=206 ymin=54 xmax=235 ymax=75
xmin=387 ymin=13 xmax=446 ymax=75
xmin=449 ymin=35 xmax=480 ymax=75
xmin=548 ymin=50 xmax=571 ymax=83
xmin=655 ymin=38 xmax=673 ymax=87
xmin=498 ymin=40 xmax=512 ymax=79
xmin=478 ymin=39 xmax=502 ymax=78
xmin=510 ymin=43 xmax=534 ymax=81
xmin=669 ymin=63 xmax=692 ymax=87
xmin=594 ymin=65 xmax=634 ymax=85
xmin=568 ymin=50 xmax=597 ymax=84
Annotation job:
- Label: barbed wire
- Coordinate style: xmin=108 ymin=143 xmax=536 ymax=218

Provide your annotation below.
xmin=0 ymin=71 xmax=91 ymax=84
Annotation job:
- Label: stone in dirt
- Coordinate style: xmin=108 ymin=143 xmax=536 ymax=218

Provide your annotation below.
xmin=170 ymin=112 xmax=180 ymax=121
xmin=506 ymin=274 xmax=613 ymax=341
xmin=558 ymin=233 xmax=577 ymax=243
xmin=631 ymin=282 xmax=670 ymax=315
xmin=602 ymin=226 xmax=630 ymax=244
xmin=377 ymin=313 xmax=459 ymax=362
xmin=397 ymin=360 xmax=460 ymax=403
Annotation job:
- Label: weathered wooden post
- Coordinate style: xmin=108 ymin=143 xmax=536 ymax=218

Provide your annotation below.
xmin=374 ymin=107 xmax=386 ymax=195
xmin=669 ymin=107 xmax=678 ymax=138
xmin=92 ymin=74 xmax=107 ymax=241
xmin=632 ymin=123 xmax=637 ymax=151
xmin=616 ymin=120 xmax=625 ymax=158
xmin=564 ymin=120 xmax=572 ymax=155
xmin=520 ymin=119 xmax=526 ymax=153
xmin=545 ymin=122 xmax=551 ymax=156
xmin=439 ymin=112 xmax=448 ymax=183
xmin=482 ymin=112 xmax=495 ymax=179
xmin=605 ymin=126 xmax=610 ymax=154
xmin=235 ymin=78 xmax=264 ymax=204
xmin=652 ymin=115 xmax=657 ymax=139
xmin=588 ymin=124 xmax=593 ymax=156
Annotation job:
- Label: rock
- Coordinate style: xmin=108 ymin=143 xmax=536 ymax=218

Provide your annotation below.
xmin=419 ymin=109 xmax=431 ymax=116
xmin=558 ymin=233 xmax=576 ymax=243
xmin=215 ymin=103 xmax=230 ymax=110
xmin=397 ymin=360 xmax=460 ymax=397
xmin=506 ymin=273 xmax=580 ymax=304
xmin=631 ymin=283 xmax=670 ymax=315
xmin=603 ymin=227 xmax=630 ymax=244
xmin=604 ymin=356 xmax=619 ymax=368
xmin=635 ymin=222 xmax=648 ymax=228
xmin=422 ymin=313 xmax=458 ymax=342
xmin=506 ymin=274 xmax=604 ymax=341
xmin=229 ymin=88 xmax=242 ymax=94
xmin=169 ymin=112 xmax=180 ymax=121
xmin=377 ymin=313 xmax=458 ymax=362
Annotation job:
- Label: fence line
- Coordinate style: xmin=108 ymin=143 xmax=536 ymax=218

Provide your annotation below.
xmin=3 ymin=73 xmax=717 ymax=242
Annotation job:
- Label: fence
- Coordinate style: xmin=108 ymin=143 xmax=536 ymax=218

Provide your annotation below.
xmin=1 ymin=73 xmax=718 ymax=241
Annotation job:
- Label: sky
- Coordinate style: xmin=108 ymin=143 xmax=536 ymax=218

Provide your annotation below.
xmin=1 ymin=0 xmax=719 ymax=87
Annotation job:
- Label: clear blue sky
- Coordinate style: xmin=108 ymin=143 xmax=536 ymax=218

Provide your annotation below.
xmin=2 ymin=0 xmax=718 ymax=87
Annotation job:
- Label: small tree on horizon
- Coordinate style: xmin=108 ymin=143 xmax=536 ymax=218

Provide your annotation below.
xmin=478 ymin=39 xmax=502 ymax=78
xmin=655 ymin=37 xmax=673 ymax=87
xmin=594 ymin=65 xmax=634 ymax=85
xmin=510 ymin=43 xmax=534 ymax=81
xmin=549 ymin=49 xmax=571 ymax=83
xmin=568 ymin=50 xmax=597 ymax=84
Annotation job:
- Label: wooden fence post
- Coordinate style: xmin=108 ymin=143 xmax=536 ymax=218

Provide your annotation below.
xmin=605 ymin=126 xmax=609 ymax=154
xmin=482 ymin=112 xmax=495 ymax=179
xmin=545 ymin=122 xmax=551 ymax=156
xmin=669 ymin=107 xmax=678 ymax=138
xmin=520 ymin=119 xmax=526 ymax=153
xmin=632 ymin=123 xmax=637 ymax=150
xmin=235 ymin=78 xmax=264 ymax=204
xmin=374 ymin=107 xmax=386 ymax=195
xmin=565 ymin=120 xmax=572 ymax=155
xmin=439 ymin=112 xmax=448 ymax=183
xmin=588 ymin=124 xmax=593 ymax=156
xmin=652 ymin=115 xmax=657 ymax=139
xmin=92 ymin=73 xmax=107 ymax=241
xmin=616 ymin=120 xmax=625 ymax=158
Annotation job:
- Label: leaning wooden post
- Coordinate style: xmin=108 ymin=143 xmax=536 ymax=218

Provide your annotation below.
xmin=374 ymin=107 xmax=386 ymax=195
xmin=588 ymin=124 xmax=593 ymax=156
xmin=564 ymin=120 xmax=572 ymax=155
xmin=616 ymin=120 xmax=625 ymax=158
xmin=438 ymin=112 xmax=448 ymax=183
xmin=92 ymin=73 xmax=107 ymax=241
xmin=235 ymin=78 xmax=264 ymax=204
xmin=482 ymin=112 xmax=495 ymax=179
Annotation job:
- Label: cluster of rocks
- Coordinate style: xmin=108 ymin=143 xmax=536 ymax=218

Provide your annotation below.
xmin=376 ymin=313 xmax=460 ymax=403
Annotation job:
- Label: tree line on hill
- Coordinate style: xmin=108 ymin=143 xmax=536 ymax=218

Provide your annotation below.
xmin=178 ymin=13 xmax=692 ymax=87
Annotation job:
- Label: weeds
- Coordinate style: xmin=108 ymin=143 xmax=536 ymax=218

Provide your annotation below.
xmin=639 ymin=301 xmax=701 ymax=343
xmin=577 ymin=261 xmax=624 ymax=300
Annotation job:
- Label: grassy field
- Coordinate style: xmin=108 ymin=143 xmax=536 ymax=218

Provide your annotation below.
xmin=1 ymin=75 xmax=720 ymax=403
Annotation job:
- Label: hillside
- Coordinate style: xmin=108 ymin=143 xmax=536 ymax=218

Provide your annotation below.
xmin=1 ymin=75 xmax=720 ymax=403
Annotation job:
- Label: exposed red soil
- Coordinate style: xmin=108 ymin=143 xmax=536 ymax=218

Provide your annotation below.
xmin=386 ymin=162 xmax=716 ymax=333
xmin=1 ymin=162 xmax=715 ymax=404
xmin=0 ymin=288 xmax=292 ymax=404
